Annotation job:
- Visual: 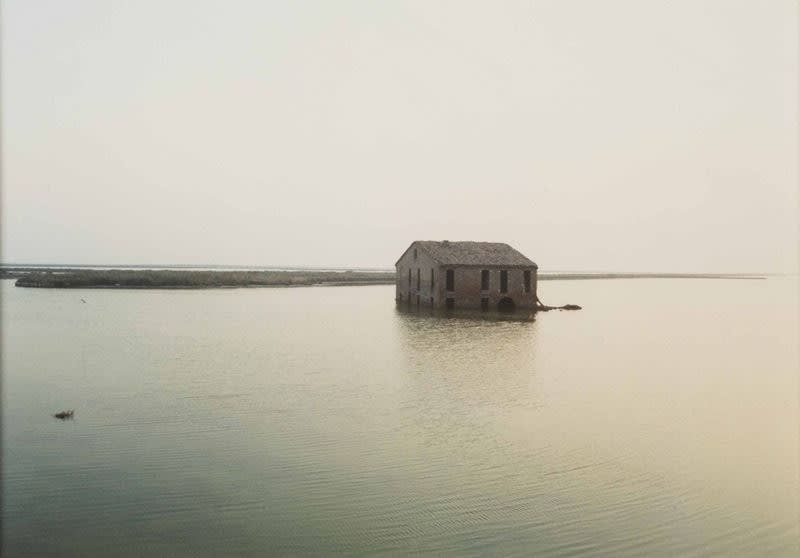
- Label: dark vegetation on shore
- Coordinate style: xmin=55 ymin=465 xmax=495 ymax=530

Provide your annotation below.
xmin=8 ymin=269 xmax=396 ymax=289
xmin=1 ymin=267 xmax=765 ymax=289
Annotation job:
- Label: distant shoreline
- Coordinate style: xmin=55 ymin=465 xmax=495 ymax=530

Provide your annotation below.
xmin=538 ymin=272 xmax=766 ymax=281
xmin=5 ymin=269 xmax=396 ymax=289
xmin=1 ymin=267 xmax=767 ymax=289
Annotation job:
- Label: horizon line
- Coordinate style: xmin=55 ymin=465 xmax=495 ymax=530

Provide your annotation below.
xmin=0 ymin=262 xmax=791 ymax=276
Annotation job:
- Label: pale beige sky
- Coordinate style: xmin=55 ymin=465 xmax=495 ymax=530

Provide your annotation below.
xmin=2 ymin=0 xmax=797 ymax=271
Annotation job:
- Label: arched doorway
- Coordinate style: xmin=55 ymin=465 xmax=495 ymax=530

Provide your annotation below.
xmin=497 ymin=297 xmax=516 ymax=313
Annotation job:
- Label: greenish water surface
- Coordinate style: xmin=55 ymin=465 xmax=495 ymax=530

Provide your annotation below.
xmin=2 ymin=278 xmax=797 ymax=556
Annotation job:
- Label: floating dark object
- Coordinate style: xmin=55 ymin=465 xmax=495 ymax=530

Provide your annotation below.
xmin=53 ymin=410 xmax=74 ymax=420
xmin=80 ymin=299 xmax=86 ymax=303
xmin=536 ymin=297 xmax=582 ymax=312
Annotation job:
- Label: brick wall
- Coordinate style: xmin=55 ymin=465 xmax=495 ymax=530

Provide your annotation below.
xmin=396 ymin=243 xmax=537 ymax=311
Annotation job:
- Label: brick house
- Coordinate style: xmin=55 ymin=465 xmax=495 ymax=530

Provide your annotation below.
xmin=395 ymin=241 xmax=538 ymax=312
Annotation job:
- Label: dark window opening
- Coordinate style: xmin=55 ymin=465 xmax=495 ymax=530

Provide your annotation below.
xmin=414 ymin=248 xmax=418 ymax=260
xmin=481 ymin=269 xmax=490 ymax=290
xmin=416 ymin=268 xmax=420 ymax=290
xmin=408 ymin=268 xmax=411 ymax=288
xmin=416 ymin=295 xmax=420 ymax=307
xmin=481 ymin=297 xmax=489 ymax=311
xmin=500 ymin=270 xmax=508 ymax=293
xmin=430 ymin=297 xmax=434 ymax=306
xmin=446 ymin=269 xmax=455 ymax=291
xmin=430 ymin=269 xmax=434 ymax=289
xmin=445 ymin=297 xmax=455 ymax=310
xmin=524 ymin=270 xmax=531 ymax=293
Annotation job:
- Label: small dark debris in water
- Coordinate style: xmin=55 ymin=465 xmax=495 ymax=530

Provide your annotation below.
xmin=53 ymin=410 xmax=74 ymax=420
xmin=536 ymin=297 xmax=582 ymax=312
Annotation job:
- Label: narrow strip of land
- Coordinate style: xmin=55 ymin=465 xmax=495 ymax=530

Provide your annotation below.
xmin=0 ymin=267 xmax=767 ymax=289
xmin=537 ymin=272 xmax=766 ymax=281
xmin=5 ymin=269 xmax=396 ymax=289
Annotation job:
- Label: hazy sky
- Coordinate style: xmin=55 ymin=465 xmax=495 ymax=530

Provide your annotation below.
xmin=2 ymin=0 xmax=797 ymax=271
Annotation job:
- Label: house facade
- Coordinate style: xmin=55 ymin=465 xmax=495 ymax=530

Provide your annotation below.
xmin=395 ymin=241 xmax=538 ymax=312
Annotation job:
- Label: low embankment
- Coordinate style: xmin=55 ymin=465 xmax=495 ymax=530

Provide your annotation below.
xmin=9 ymin=269 xmax=396 ymax=289
xmin=3 ymin=268 xmax=766 ymax=289
xmin=537 ymin=272 xmax=765 ymax=281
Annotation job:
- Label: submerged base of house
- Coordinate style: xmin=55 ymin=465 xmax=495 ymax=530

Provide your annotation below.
xmin=395 ymin=294 xmax=537 ymax=314
xmin=395 ymin=300 xmax=537 ymax=322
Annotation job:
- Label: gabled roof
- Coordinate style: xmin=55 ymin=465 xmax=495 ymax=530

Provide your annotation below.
xmin=397 ymin=241 xmax=537 ymax=268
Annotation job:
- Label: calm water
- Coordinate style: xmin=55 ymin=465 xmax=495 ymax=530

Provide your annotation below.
xmin=2 ymin=278 xmax=798 ymax=556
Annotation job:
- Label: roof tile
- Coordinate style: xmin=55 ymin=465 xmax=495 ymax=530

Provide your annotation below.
xmin=409 ymin=241 xmax=537 ymax=268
